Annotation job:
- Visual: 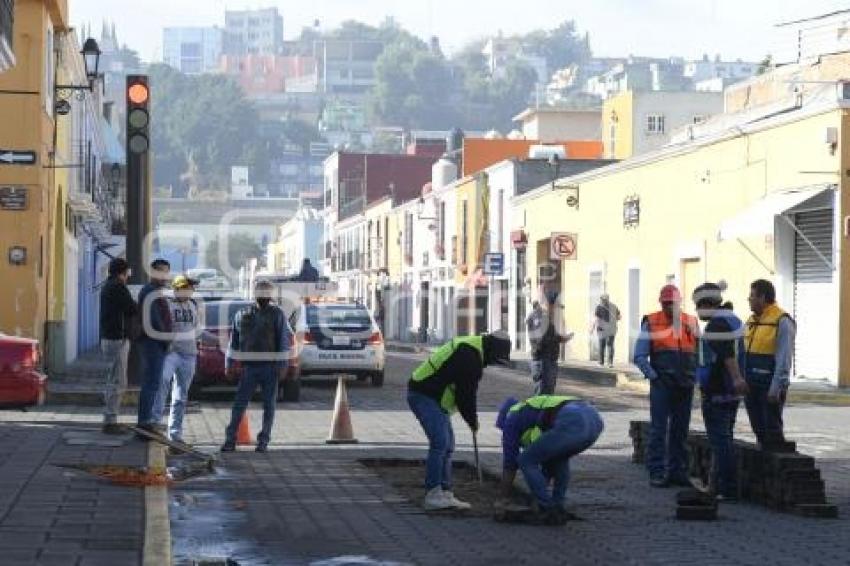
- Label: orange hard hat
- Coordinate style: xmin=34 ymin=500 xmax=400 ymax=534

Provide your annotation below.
xmin=659 ymin=284 xmax=682 ymax=303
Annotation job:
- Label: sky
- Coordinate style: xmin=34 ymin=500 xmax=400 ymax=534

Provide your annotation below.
xmin=71 ymin=0 xmax=850 ymax=63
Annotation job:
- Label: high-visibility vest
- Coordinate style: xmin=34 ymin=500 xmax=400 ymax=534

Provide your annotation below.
xmin=411 ymin=336 xmax=483 ymax=413
xmin=744 ymin=304 xmax=794 ymax=387
xmin=508 ymin=395 xmax=579 ymax=447
xmin=646 ymin=311 xmax=699 ymax=385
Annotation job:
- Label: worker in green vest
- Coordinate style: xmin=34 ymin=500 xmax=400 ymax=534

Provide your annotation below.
xmin=408 ymin=332 xmax=512 ymax=511
xmin=496 ymin=394 xmax=604 ymax=524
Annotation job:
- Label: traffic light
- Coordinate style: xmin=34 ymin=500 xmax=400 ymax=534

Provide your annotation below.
xmin=126 ymin=75 xmax=150 ymax=154
xmin=125 ymin=75 xmax=151 ymax=284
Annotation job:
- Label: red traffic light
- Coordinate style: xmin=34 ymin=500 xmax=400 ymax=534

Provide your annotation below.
xmin=128 ymin=83 xmax=149 ymax=105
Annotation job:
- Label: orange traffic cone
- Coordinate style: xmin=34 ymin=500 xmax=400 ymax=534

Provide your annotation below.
xmin=326 ymin=376 xmax=358 ymax=445
xmin=236 ymin=412 xmax=253 ymax=446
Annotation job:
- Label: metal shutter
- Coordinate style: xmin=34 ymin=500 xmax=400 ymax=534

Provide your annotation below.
xmin=793 ymin=208 xmax=836 ymax=381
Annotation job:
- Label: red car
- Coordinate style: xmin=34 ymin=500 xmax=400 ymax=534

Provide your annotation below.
xmin=0 ymin=334 xmax=47 ymax=407
xmin=194 ymin=300 xmax=300 ymax=402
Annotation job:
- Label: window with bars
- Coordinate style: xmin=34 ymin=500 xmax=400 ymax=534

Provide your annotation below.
xmin=646 ymin=114 xmax=665 ymax=134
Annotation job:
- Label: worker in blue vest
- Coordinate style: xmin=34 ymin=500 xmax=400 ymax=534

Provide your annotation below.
xmin=496 ymin=395 xmax=604 ymax=524
xmin=408 ymin=332 xmax=512 ymax=511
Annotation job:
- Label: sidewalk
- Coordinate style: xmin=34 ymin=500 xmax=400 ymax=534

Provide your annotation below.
xmin=0 ymin=407 xmax=162 ymax=566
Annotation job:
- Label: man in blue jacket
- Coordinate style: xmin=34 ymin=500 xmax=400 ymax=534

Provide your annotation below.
xmin=136 ymin=258 xmax=173 ymax=434
xmin=221 ymin=279 xmax=291 ymax=453
xmin=692 ymin=282 xmax=748 ymax=500
xmin=497 ymin=395 xmax=604 ymax=524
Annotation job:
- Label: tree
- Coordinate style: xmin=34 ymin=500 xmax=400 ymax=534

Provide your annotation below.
xmin=147 ymin=64 xmax=269 ymax=193
xmin=205 ymin=233 xmax=264 ymax=276
xmin=520 ymin=20 xmax=591 ymax=72
xmin=757 ymin=54 xmax=773 ymax=75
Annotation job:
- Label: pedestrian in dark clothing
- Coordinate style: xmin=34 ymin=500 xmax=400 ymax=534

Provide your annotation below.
xmin=298 ymin=258 xmax=319 ymax=282
xmin=634 ymin=284 xmax=700 ymax=488
xmin=744 ymin=279 xmax=796 ymax=449
xmin=99 ymin=258 xmax=137 ymax=434
xmin=221 ymin=279 xmax=292 ymax=453
xmin=136 ymin=258 xmax=173 ymax=433
xmin=408 ymin=331 xmax=512 ymax=510
xmin=692 ymin=282 xmax=748 ymax=500
xmin=594 ymin=294 xmax=620 ymax=367
xmin=527 ymin=301 xmax=573 ymax=395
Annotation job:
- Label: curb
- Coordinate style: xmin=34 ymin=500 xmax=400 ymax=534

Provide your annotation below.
xmin=143 ymin=441 xmax=171 ymax=566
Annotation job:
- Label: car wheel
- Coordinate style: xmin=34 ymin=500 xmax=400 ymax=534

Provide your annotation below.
xmin=280 ymin=378 xmax=301 ymax=402
xmin=370 ymin=371 xmax=385 ymax=388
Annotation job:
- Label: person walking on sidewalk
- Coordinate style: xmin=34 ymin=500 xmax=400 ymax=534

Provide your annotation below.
xmin=634 ymin=284 xmax=700 ymax=488
xmin=136 ymin=259 xmax=173 ymax=435
xmin=496 ymin=395 xmax=604 ymax=524
xmin=744 ymin=279 xmax=796 ymax=449
xmin=594 ymin=294 xmax=620 ymax=368
xmin=153 ymin=275 xmax=209 ymax=443
xmin=221 ymin=280 xmax=291 ymax=453
xmin=408 ymin=332 xmax=512 ymax=511
xmin=527 ymin=300 xmax=573 ymax=395
xmin=99 ymin=258 xmax=137 ymax=434
xmin=692 ymin=282 xmax=748 ymax=500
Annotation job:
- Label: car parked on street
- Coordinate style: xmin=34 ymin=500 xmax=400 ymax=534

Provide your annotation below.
xmin=290 ymin=300 xmax=385 ymax=387
xmin=193 ymin=299 xmax=299 ymax=401
xmin=0 ymin=334 xmax=47 ymax=407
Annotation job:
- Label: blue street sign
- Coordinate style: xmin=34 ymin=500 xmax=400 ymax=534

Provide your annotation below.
xmin=483 ymin=252 xmax=504 ymax=276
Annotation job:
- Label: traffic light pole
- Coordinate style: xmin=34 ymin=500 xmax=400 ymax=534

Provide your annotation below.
xmin=126 ymin=75 xmax=150 ymax=285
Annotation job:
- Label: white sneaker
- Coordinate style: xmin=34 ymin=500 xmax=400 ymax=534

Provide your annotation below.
xmin=424 ymin=487 xmax=453 ymax=511
xmin=443 ymin=490 xmax=472 ymax=510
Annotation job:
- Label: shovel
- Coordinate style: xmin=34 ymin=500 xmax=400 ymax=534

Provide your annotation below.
xmin=472 ymin=429 xmax=483 ymax=485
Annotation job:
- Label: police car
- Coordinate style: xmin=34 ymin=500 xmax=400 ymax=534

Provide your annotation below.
xmin=290 ymin=299 xmax=385 ymax=386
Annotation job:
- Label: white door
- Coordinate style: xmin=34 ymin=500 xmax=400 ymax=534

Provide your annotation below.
xmin=793 ymin=208 xmax=837 ymax=382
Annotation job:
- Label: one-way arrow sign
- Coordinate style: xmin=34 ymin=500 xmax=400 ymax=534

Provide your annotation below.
xmin=0 ymin=150 xmax=37 ymax=166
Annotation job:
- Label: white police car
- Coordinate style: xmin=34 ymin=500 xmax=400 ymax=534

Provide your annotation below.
xmin=290 ymin=300 xmax=385 ymax=386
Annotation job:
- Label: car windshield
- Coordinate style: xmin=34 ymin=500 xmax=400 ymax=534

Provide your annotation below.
xmin=203 ymin=301 xmax=252 ymax=328
xmin=306 ymin=305 xmax=371 ymax=331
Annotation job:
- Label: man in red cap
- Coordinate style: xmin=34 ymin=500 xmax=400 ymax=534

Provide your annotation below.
xmin=633 ymin=284 xmax=700 ymax=487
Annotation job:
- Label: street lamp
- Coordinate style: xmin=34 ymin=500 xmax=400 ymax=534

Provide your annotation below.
xmin=55 ymin=37 xmax=102 ymax=104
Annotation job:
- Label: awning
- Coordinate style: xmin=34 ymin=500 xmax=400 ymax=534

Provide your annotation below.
xmin=717 ymin=185 xmax=835 ymax=241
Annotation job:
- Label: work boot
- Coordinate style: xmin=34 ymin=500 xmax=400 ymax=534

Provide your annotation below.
xmin=423 ymin=487 xmax=453 ymax=511
xmin=650 ymin=475 xmax=668 ymax=488
xmin=443 ymin=491 xmax=472 ymax=510
xmin=255 ymin=444 xmax=268 ymax=453
xmin=220 ymin=441 xmax=236 ymax=453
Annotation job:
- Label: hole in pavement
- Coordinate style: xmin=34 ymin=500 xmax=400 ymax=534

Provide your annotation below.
xmin=359 ymin=458 xmax=528 ymax=519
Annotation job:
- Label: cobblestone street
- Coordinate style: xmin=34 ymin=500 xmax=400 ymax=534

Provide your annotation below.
xmin=166 ymin=352 xmax=850 ymax=565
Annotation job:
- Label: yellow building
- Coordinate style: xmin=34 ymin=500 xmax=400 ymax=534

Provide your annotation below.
xmin=514 ymin=94 xmax=850 ymax=386
xmin=454 ymin=173 xmax=489 ymax=334
xmin=0 ymin=0 xmax=69 ymax=343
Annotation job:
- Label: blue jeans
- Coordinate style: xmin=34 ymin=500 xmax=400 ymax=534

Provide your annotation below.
xmin=702 ymin=399 xmax=739 ymax=497
xmin=154 ymin=352 xmax=197 ymax=442
xmin=225 ymin=363 xmax=280 ymax=446
xmin=532 ymin=358 xmax=559 ymax=395
xmin=137 ymin=338 xmax=168 ymax=426
xmin=407 ymin=391 xmax=454 ymax=491
xmin=647 ymin=380 xmax=693 ymax=480
xmin=744 ymin=383 xmax=785 ymax=446
xmin=517 ymin=401 xmax=604 ymax=509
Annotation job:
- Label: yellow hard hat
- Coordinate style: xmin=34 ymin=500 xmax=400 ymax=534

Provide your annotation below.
xmin=172 ymin=275 xmax=198 ymax=290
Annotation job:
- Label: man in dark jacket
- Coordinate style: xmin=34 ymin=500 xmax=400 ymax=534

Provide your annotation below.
xmin=527 ymin=300 xmax=573 ymax=395
xmin=99 ymin=258 xmax=137 ymax=434
xmin=221 ymin=279 xmax=291 ymax=453
xmin=136 ymin=258 xmax=173 ymax=433
xmin=407 ymin=331 xmax=512 ymax=510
